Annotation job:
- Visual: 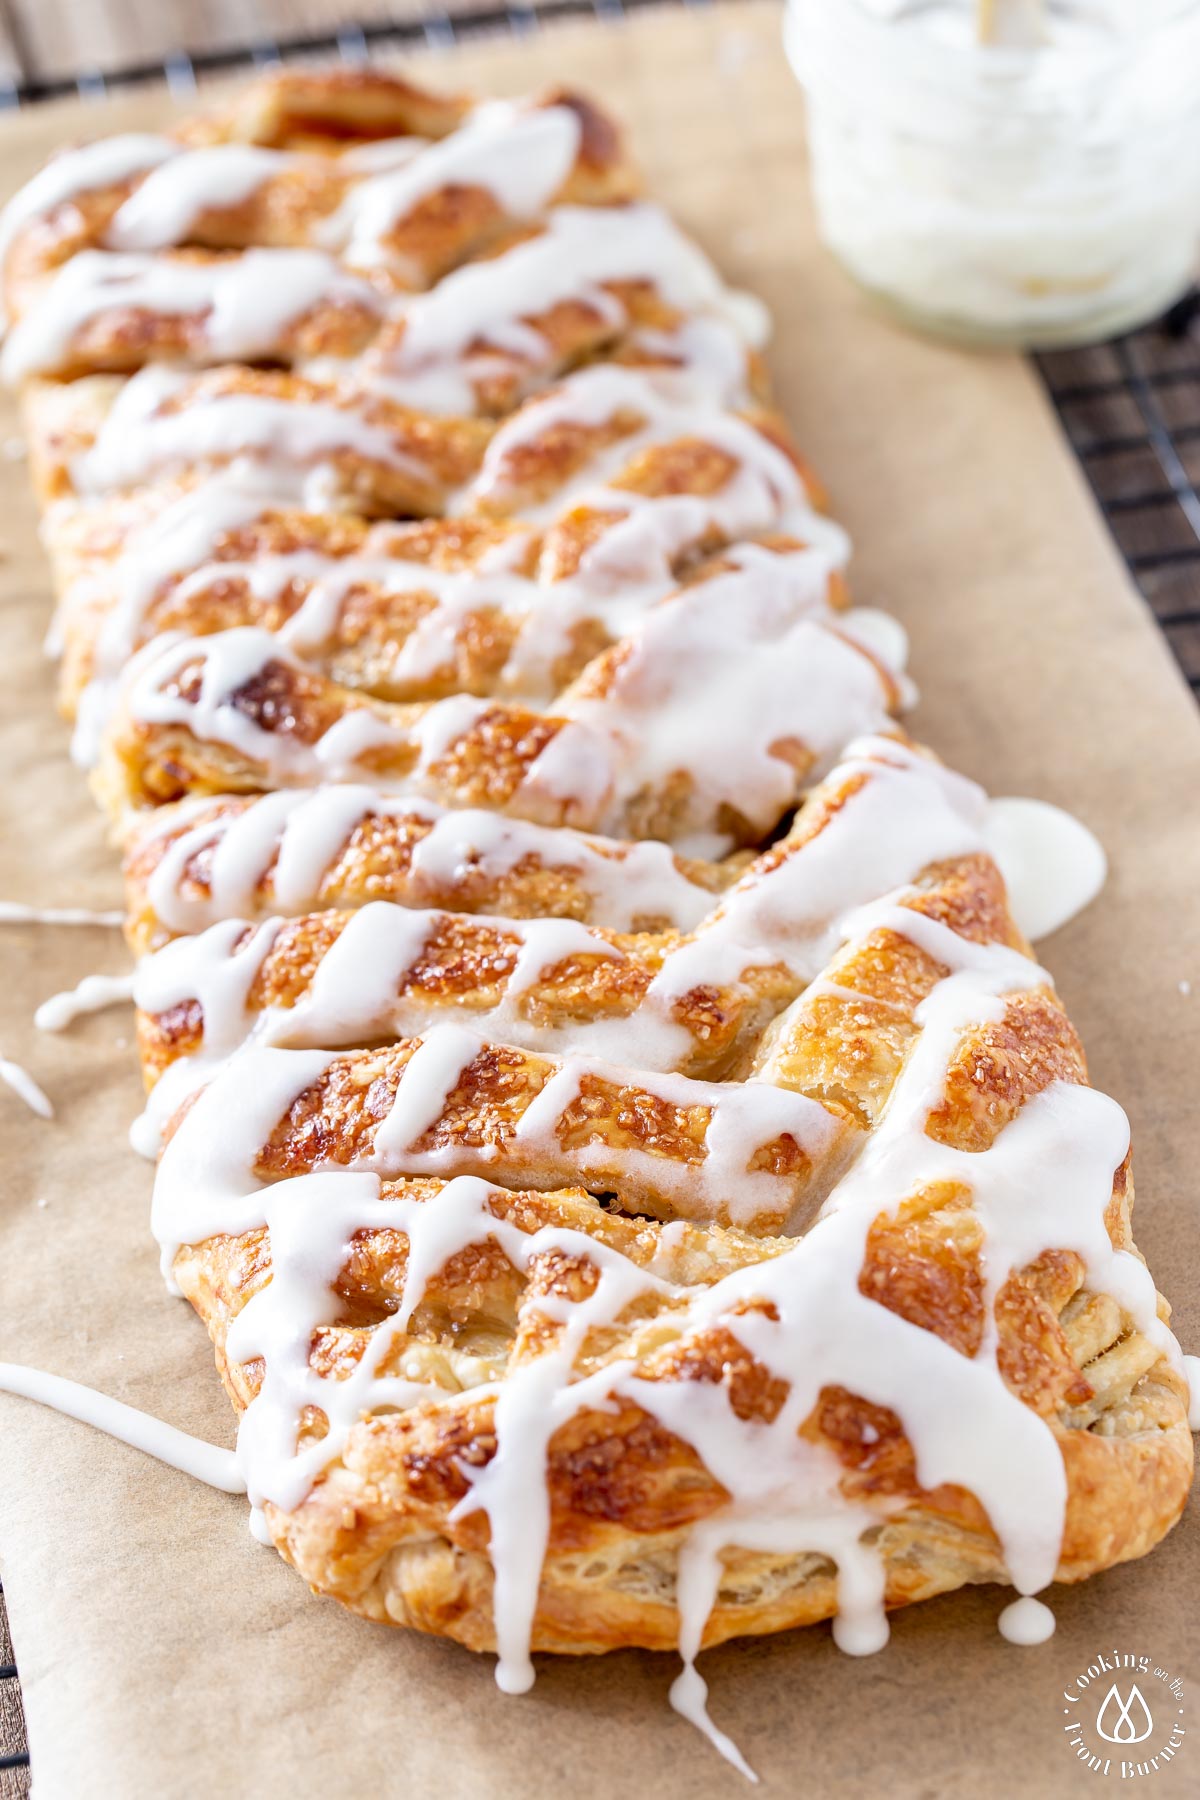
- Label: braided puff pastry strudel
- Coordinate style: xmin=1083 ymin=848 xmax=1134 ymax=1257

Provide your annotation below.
xmin=2 ymin=59 xmax=1191 ymax=1763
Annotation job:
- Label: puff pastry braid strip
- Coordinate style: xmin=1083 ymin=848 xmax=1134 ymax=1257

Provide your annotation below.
xmin=0 ymin=59 xmax=1191 ymax=1760
xmin=130 ymin=738 xmax=980 ymax=1092
xmin=155 ymin=879 xmax=1191 ymax=1677
xmin=59 ymin=516 xmax=846 ymax=726
xmin=121 ymin=787 xmax=734 ymax=953
xmin=1 ymin=82 xmax=639 ymax=365
xmin=95 ymin=561 xmax=897 ymax=845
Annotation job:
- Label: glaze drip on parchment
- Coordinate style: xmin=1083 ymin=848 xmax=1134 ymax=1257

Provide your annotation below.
xmin=0 ymin=72 xmax=1189 ymax=1787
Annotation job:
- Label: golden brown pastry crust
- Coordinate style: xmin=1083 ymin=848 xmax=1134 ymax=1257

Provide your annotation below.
xmin=61 ymin=520 xmax=840 ymax=720
xmin=121 ymin=790 xmax=734 ymax=954
xmin=1 ymin=83 xmax=640 ymax=335
xmin=23 ymin=367 xmax=494 ymax=512
xmin=95 ymin=603 xmax=893 ymax=844
xmin=168 ymin=852 xmax=1192 ymax=1651
xmin=4 ymin=59 xmax=1191 ymax=1680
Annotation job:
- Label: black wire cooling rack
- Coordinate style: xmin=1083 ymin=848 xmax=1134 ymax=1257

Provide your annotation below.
xmin=1 ymin=6 xmax=1199 ymax=1791
xmin=1036 ymin=296 xmax=1200 ymax=702
xmin=0 ymin=0 xmax=679 ymax=107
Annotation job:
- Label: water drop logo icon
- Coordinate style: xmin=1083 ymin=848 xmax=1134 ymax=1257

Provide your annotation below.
xmin=1095 ymin=1683 xmax=1154 ymax=1746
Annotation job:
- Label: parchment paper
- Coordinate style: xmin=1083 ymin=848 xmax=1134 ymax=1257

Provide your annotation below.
xmin=0 ymin=7 xmax=1196 ymax=1795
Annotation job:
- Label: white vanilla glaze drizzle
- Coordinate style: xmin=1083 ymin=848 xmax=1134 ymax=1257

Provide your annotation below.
xmin=356 ymin=1024 xmax=845 ymax=1228
xmin=124 ymin=737 xmax=965 ymax=1163
xmin=71 ymin=491 xmax=686 ymax=754
xmin=984 ymin=795 xmax=1107 ymax=941
xmin=0 ymin=1363 xmax=244 ymax=1491
xmin=118 ymin=625 xmax=404 ymax=786
xmin=5 ymin=93 xmax=1189 ymax=1783
xmin=114 ymin=543 xmax=890 ymax=849
xmin=2 ymin=247 xmax=379 ymax=383
xmin=66 ymin=464 xmax=297 ymax=765
xmin=559 ymin=541 xmax=901 ymax=840
xmin=273 ymin=527 xmax=728 ymax=705
xmin=369 ymin=203 xmax=767 ymax=413
xmin=462 ymin=365 xmax=835 ymax=553
xmin=0 ymin=901 xmax=123 ymax=927
xmin=82 ymin=532 xmax=852 ymax=802
xmin=278 ymin=551 xmax=563 ymax=694
xmin=141 ymin=898 xmax=1187 ymax=1775
xmin=997 ymin=1595 xmax=1056 ymax=1646
xmin=71 ymin=365 xmax=427 ymax=500
xmin=281 ymin=525 xmax=849 ymax=713
xmin=67 ymin=363 xmax=855 ymax=774
xmin=127 ymin=737 xmax=991 ymax=1093
xmin=134 ymin=900 xmax=630 ymax=1069
xmin=0 ymin=100 xmax=579 ymax=297
xmin=103 ymin=145 xmax=290 ymax=251
xmin=0 ymin=133 xmax=176 ymax=316
xmin=319 ymin=101 xmax=582 ymax=270
xmin=133 ymin=785 xmax=719 ymax=939
xmin=639 ymin=736 xmax=987 ymax=1040
xmin=35 ymin=970 xmax=136 ymax=1032
xmin=0 ymin=1055 xmax=53 ymax=1118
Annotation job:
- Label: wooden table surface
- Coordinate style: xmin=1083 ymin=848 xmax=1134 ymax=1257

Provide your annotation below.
xmin=0 ymin=0 xmax=519 ymax=89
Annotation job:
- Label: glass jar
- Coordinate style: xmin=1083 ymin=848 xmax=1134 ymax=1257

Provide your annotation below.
xmin=784 ymin=0 xmax=1200 ymax=347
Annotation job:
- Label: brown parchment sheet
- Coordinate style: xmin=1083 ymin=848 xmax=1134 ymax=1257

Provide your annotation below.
xmin=0 ymin=5 xmax=1197 ymax=1795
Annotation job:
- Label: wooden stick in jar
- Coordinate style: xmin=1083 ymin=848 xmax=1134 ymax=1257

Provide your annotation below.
xmin=977 ymin=0 xmax=1046 ymax=46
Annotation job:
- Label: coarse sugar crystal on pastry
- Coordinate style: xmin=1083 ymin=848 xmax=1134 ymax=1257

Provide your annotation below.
xmin=128 ymin=737 xmax=988 ymax=1096
xmin=0 ymin=57 xmax=1192 ymax=1781
xmin=58 ymin=514 xmax=846 ymax=741
xmin=120 ymin=785 xmax=736 ymax=954
xmin=21 ymin=365 xmax=495 ymax=514
xmin=152 ymin=877 xmax=1190 ymax=1680
xmin=93 ymin=549 xmax=901 ymax=842
xmin=38 ymin=359 xmax=845 ymax=766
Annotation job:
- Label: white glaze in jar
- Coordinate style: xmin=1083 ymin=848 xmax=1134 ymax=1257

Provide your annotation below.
xmin=785 ymin=0 xmax=1200 ymax=346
